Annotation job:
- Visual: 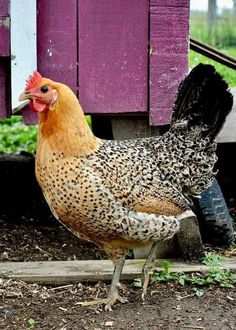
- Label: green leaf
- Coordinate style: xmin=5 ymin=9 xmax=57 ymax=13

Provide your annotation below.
xmin=193 ymin=288 xmax=204 ymax=297
xmin=179 ymin=276 xmax=185 ymax=286
xmin=28 ymin=318 xmax=36 ymax=328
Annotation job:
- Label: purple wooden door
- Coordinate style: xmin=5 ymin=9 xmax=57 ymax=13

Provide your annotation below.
xmin=7 ymin=0 xmax=189 ymax=126
xmin=79 ymin=0 xmax=148 ymax=114
xmin=0 ymin=0 xmax=10 ymax=118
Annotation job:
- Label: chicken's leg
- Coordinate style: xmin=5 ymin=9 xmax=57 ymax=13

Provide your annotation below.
xmin=141 ymin=241 xmax=162 ymax=300
xmin=79 ymin=255 xmax=128 ymax=311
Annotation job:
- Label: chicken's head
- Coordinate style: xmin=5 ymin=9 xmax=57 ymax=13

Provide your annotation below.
xmin=19 ymin=71 xmax=58 ymax=112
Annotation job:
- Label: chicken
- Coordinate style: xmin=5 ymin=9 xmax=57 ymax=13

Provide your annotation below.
xmin=19 ymin=64 xmax=233 ymax=310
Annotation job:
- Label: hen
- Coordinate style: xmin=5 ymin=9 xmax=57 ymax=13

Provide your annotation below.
xmin=19 ymin=64 xmax=233 ymax=310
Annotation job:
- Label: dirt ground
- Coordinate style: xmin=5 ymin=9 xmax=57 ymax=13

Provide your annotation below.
xmin=0 ymin=278 xmax=235 ymax=330
xmin=0 ymin=213 xmax=105 ymax=263
xmin=0 ymin=204 xmax=235 ymax=330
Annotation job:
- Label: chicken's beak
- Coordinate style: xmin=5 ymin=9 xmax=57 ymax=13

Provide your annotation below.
xmin=19 ymin=91 xmax=33 ymax=101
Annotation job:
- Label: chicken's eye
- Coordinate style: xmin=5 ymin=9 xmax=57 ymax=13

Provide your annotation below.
xmin=40 ymin=86 xmax=49 ymax=93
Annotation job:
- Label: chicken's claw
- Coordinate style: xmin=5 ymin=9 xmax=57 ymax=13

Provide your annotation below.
xmin=78 ymin=292 xmax=128 ymax=311
xmin=77 ymin=256 xmax=128 ymax=310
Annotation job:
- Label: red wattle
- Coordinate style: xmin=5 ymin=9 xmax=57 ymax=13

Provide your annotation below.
xmin=30 ymin=100 xmax=47 ymax=113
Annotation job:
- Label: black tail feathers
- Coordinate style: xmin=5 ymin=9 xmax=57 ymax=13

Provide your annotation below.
xmin=171 ymin=63 xmax=233 ymax=141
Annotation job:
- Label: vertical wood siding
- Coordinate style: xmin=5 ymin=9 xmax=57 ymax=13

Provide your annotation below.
xmin=149 ymin=0 xmax=190 ymax=125
xmin=0 ymin=0 xmax=10 ymax=57
xmin=0 ymin=0 xmax=9 ymax=16
xmin=0 ymin=16 xmax=10 ymax=56
xmin=0 ymin=59 xmax=10 ymax=118
xmin=37 ymin=0 xmax=78 ymax=90
xmin=78 ymin=0 xmax=148 ymax=114
xmin=0 ymin=0 xmax=10 ymax=118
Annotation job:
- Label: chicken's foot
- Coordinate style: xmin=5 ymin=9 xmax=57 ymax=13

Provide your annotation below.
xmin=141 ymin=241 xmax=163 ymax=300
xmin=78 ymin=255 xmax=128 ymax=311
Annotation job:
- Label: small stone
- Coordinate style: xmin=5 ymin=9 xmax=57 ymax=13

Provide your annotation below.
xmin=227 ymin=295 xmax=234 ymax=301
xmin=105 ymin=321 xmax=114 ymax=327
xmin=1 ymin=251 xmax=9 ymax=259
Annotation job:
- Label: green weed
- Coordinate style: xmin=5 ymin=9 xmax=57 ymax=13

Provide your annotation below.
xmin=151 ymin=258 xmax=236 ymax=289
xmin=202 ymin=252 xmax=224 ymax=267
xmin=133 ymin=256 xmax=236 ymax=294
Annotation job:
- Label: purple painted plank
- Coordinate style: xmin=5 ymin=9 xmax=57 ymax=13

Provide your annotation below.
xmin=79 ymin=0 xmax=148 ymax=114
xmin=0 ymin=61 xmax=10 ymax=118
xmin=0 ymin=1 xmax=10 ymax=118
xmin=0 ymin=0 xmax=10 ymax=56
xmin=23 ymin=0 xmax=78 ymax=123
xmin=0 ymin=17 xmax=10 ymax=56
xmin=0 ymin=0 xmax=9 ymax=16
xmin=149 ymin=1 xmax=190 ymax=125
xmin=0 ymin=64 xmax=7 ymax=118
xmin=37 ymin=0 xmax=77 ymax=89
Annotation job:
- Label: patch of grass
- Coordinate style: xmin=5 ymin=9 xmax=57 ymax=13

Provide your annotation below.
xmin=202 ymin=251 xmax=224 ymax=267
xmin=134 ymin=256 xmax=236 ymax=295
xmin=190 ymin=11 xmax=236 ymax=48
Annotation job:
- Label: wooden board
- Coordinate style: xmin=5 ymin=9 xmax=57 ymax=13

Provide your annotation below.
xmin=79 ymin=0 xmax=148 ymax=114
xmin=0 ymin=258 xmax=235 ymax=285
xmin=149 ymin=0 xmax=190 ymax=125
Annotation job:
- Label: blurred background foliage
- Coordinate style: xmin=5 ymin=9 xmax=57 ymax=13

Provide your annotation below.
xmin=190 ymin=0 xmax=236 ymax=86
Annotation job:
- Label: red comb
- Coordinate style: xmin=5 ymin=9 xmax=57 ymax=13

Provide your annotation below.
xmin=25 ymin=71 xmax=42 ymax=90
